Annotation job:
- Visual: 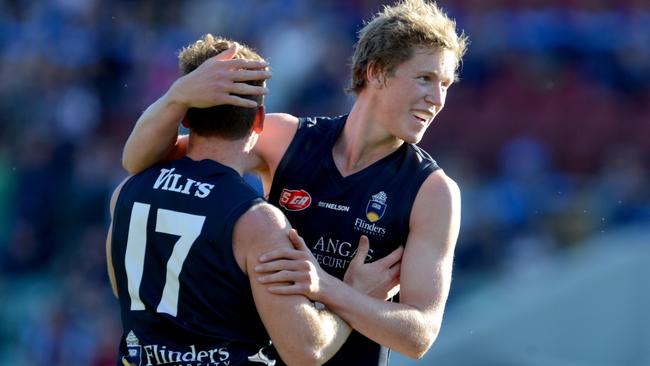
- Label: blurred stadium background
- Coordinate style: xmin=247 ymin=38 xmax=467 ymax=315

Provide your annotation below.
xmin=0 ymin=1 xmax=648 ymax=365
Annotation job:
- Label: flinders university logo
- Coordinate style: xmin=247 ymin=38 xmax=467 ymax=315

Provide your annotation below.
xmin=122 ymin=331 xmax=142 ymax=366
xmin=366 ymin=191 xmax=387 ymax=222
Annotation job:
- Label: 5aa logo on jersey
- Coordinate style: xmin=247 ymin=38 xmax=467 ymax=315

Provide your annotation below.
xmin=279 ymin=189 xmax=312 ymax=211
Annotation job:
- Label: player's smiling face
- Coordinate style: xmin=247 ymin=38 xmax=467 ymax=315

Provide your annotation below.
xmin=374 ymin=47 xmax=456 ymax=144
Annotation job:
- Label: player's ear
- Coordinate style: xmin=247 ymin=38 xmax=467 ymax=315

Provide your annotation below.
xmin=252 ymin=105 xmax=265 ymax=134
xmin=366 ymin=61 xmax=385 ymax=88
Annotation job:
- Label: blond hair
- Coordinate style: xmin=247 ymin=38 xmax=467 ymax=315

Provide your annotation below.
xmin=349 ymin=0 xmax=468 ymax=94
xmin=178 ymin=34 xmax=264 ymax=75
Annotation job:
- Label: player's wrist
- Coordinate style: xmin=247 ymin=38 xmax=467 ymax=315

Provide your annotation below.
xmin=317 ymin=272 xmax=345 ymax=306
xmin=166 ymin=77 xmax=192 ymax=110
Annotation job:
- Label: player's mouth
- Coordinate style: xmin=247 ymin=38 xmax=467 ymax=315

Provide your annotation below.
xmin=412 ymin=110 xmax=432 ymax=124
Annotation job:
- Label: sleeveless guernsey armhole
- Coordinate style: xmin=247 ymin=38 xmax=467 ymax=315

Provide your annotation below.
xmin=111 ymin=175 xmax=139 ymax=238
xmin=221 ymin=196 xmax=265 ymax=242
xmin=113 ymin=175 xmax=137 ymax=212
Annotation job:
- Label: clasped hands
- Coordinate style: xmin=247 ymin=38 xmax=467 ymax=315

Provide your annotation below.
xmin=255 ymin=229 xmax=402 ymax=302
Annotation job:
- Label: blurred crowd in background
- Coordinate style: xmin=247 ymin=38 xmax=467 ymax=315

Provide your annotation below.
xmin=0 ymin=0 xmax=649 ymax=364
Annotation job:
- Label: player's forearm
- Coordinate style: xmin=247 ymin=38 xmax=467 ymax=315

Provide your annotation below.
xmin=311 ymin=307 xmax=352 ymax=363
xmin=122 ymin=88 xmax=186 ymax=174
xmin=322 ymin=281 xmax=441 ymax=359
xmin=273 ymin=303 xmax=351 ymax=365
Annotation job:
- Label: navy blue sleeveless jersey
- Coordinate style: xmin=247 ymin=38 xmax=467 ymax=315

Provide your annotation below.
xmin=267 ymin=115 xmax=440 ymax=366
xmin=111 ymin=157 xmax=280 ymax=366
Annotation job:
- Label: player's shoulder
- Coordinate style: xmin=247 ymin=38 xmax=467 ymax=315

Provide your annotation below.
xmin=418 ymin=169 xmax=461 ymax=206
xmin=241 ymin=201 xmax=287 ymax=226
xmin=232 ymin=202 xmax=293 ymax=272
xmin=257 ymin=113 xmax=299 ymax=148
xmin=409 ymin=170 xmax=461 ymax=253
xmin=236 ymin=202 xmax=290 ymax=241
xmin=265 ymin=113 xmax=299 ymax=128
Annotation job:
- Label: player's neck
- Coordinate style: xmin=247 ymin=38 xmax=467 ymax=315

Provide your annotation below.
xmin=334 ymin=99 xmax=403 ymax=177
xmin=186 ymin=134 xmax=251 ymax=175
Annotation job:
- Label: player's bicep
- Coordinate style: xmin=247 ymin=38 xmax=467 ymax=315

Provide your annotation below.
xmin=234 ymin=203 xmax=320 ymax=363
xmin=247 ymin=257 xmax=315 ymax=360
xmin=399 ymin=172 xmax=460 ymax=312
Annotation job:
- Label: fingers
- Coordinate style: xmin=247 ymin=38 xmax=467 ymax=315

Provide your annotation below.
xmin=388 ymin=262 xmax=401 ymax=279
xmin=254 ymin=258 xmax=310 ymax=274
xmin=223 ymin=58 xmax=269 ymax=70
xmin=268 ymin=283 xmax=309 ymax=296
xmin=231 ymin=69 xmax=272 ymax=82
xmin=212 ymin=43 xmax=239 ymax=61
xmin=226 ymin=83 xmax=268 ymax=96
xmin=258 ymin=269 xmax=308 ymax=285
xmin=374 ymin=245 xmax=403 ymax=268
xmin=259 ymin=247 xmax=304 ymax=262
xmin=219 ymin=95 xmax=259 ymax=108
xmin=288 ymin=229 xmax=310 ymax=252
xmin=350 ymin=235 xmax=370 ymax=266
